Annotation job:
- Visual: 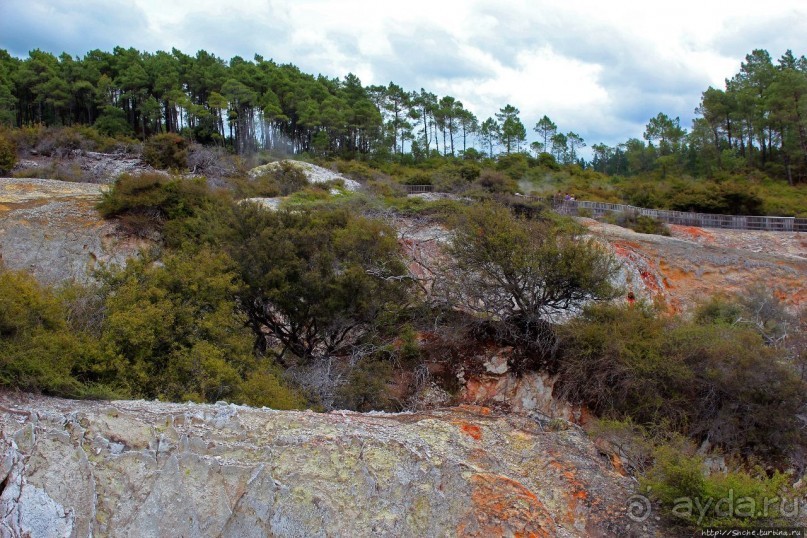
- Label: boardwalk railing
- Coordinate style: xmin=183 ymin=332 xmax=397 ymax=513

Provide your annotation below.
xmin=549 ymin=199 xmax=807 ymax=232
xmin=402 ymin=185 xmax=805 ymax=232
xmin=403 ymin=184 xmax=435 ymax=194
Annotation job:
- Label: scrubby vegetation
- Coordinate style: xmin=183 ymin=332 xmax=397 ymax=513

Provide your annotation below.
xmin=556 ymin=301 xmax=804 ymax=461
xmin=0 ymin=253 xmax=305 ymax=407
xmin=0 ymin=129 xmax=16 ymax=173
xmin=438 ymin=202 xmax=619 ymax=369
xmin=142 ymin=132 xmax=188 ymax=170
xmin=641 ymin=445 xmax=800 ymax=528
xmin=1 ymin=43 xmax=806 ymax=532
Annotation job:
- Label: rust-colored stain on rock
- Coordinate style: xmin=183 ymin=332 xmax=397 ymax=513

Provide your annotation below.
xmin=457 ymin=473 xmax=554 ymax=538
xmin=459 ymin=422 xmax=483 ymax=441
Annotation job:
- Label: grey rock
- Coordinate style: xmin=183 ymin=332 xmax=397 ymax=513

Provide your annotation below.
xmin=0 ymin=393 xmax=670 ymax=537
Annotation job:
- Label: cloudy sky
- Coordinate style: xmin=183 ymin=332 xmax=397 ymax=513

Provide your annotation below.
xmin=1 ymin=0 xmax=805 ymax=149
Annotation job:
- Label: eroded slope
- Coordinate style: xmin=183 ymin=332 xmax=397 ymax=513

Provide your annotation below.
xmin=582 ymin=219 xmax=807 ymax=312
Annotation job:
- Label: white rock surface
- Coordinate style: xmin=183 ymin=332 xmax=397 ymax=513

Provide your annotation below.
xmin=248 ymin=160 xmax=361 ymax=191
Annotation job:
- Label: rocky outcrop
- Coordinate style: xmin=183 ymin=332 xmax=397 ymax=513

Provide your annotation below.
xmin=0 ymin=178 xmax=145 ymax=283
xmin=249 ymin=160 xmax=361 ymax=191
xmin=461 ymin=370 xmax=582 ymax=423
xmin=584 ymin=218 xmax=807 ymax=313
xmin=12 ymin=151 xmax=151 ymax=185
xmin=0 ymin=393 xmax=665 ymax=537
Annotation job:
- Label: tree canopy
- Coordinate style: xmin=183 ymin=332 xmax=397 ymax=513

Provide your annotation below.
xmin=1 ymin=46 xmax=806 ymax=181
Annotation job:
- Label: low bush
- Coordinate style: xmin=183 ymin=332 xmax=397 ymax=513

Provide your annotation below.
xmin=556 ymin=300 xmax=806 ymax=462
xmin=34 ymin=126 xmax=85 ymax=156
xmin=223 ymin=204 xmax=411 ymax=362
xmin=99 ymin=249 xmax=259 ymax=401
xmin=474 ymin=169 xmax=517 ymax=193
xmin=187 ymin=144 xmax=236 ymax=178
xmin=245 ymin=161 xmax=309 ymax=197
xmin=606 ymin=211 xmax=671 ymax=235
xmin=334 ymin=159 xmax=382 ymax=181
xmin=271 ymin=161 xmax=309 ymax=195
xmin=536 ymin=152 xmax=560 ymax=170
xmin=496 ymin=152 xmax=530 ymax=179
xmin=667 ymin=181 xmax=764 ymax=215
xmin=0 ymin=129 xmax=17 ymax=172
xmin=237 ymin=368 xmax=307 ymax=409
xmin=0 ymin=267 xmax=108 ymax=397
xmin=443 ymin=202 xmax=618 ymax=369
xmin=334 ymin=358 xmax=394 ymax=411
xmin=642 ymin=446 xmax=796 ymax=529
xmin=97 ymin=171 xmax=228 ymax=243
xmin=12 ymin=161 xmax=91 ymax=182
xmin=142 ymin=132 xmax=188 ymax=170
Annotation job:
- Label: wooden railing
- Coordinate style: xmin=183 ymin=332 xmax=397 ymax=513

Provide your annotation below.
xmin=403 ymin=184 xmax=435 ymax=194
xmin=549 ymin=199 xmax=807 ymax=232
xmin=401 ymin=185 xmax=805 ymax=232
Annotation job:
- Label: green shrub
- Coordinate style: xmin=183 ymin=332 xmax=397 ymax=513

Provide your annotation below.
xmin=668 ymin=181 xmax=763 ymax=215
xmin=632 ymin=215 xmax=670 ymax=235
xmin=246 ymin=161 xmax=309 ymax=196
xmin=555 ymin=303 xmax=687 ymax=424
xmin=536 ymin=152 xmax=560 ymax=170
xmin=74 ymin=125 xmax=125 ymax=153
xmin=0 ymin=130 xmax=16 ymax=173
xmin=642 ymin=446 xmax=795 ymax=528
xmin=97 ymin=172 xmax=227 ymax=244
xmin=271 ymin=161 xmax=308 ymax=195
xmin=230 ymin=174 xmax=281 ymax=199
xmin=556 ymin=301 xmax=805 ymax=461
xmin=334 ymin=159 xmax=381 ymax=181
xmin=380 ymin=194 xmax=468 ymax=217
xmin=366 ymin=177 xmax=405 ymax=198
xmin=335 ymin=358 xmax=394 ymax=411
xmin=98 ymin=172 xmax=173 ymax=213
xmin=94 ymin=106 xmax=134 ymax=137
xmin=224 ymin=204 xmax=410 ymax=362
xmin=396 ymin=324 xmax=422 ymax=366
xmin=587 ymin=418 xmax=689 ymax=475
xmin=612 ymin=212 xmax=671 ymax=235
xmin=100 ymin=248 xmax=256 ymax=401
xmin=694 ymin=296 xmax=743 ymax=326
xmin=7 ymin=124 xmax=45 ymax=153
xmin=13 ymin=161 xmax=90 ymax=182
xmin=474 ymin=169 xmax=517 ymax=193
xmin=0 ymin=267 xmax=103 ymax=397
xmin=665 ymin=324 xmax=803 ymax=458
xmin=496 ymin=153 xmax=529 ymax=179
xmin=35 ymin=126 xmax=85 ymax=156
xmin=56 ymin=281 xmax=105 ymax=336
xmin=279 ymin=186 xmax=335 ymax=209
xmin=446 ymin=202 xmax=619 ymax=369
xmin=458 ymin=162 xmax=481 ymax=181
xmin=237 ymin=368 xmax=307 ymax=410
xmin=401 ymin=171 xmax=433 ymax=185
xmin=502 ymin=195 xmax=550 ymax=220
xmin=143 ymin=132 xmax=188 ymax=170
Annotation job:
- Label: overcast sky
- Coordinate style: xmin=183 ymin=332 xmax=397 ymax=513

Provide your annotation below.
xmin=1 ymin=0 xmax=805 ymax=149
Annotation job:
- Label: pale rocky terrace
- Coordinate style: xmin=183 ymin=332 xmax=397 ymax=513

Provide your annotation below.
xmin=0 ymin=392 xmax=667 ymax=537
